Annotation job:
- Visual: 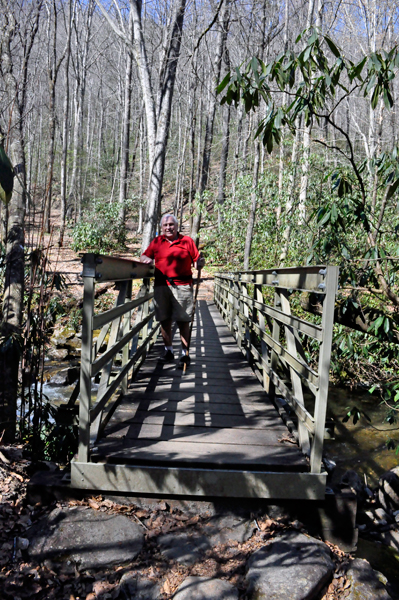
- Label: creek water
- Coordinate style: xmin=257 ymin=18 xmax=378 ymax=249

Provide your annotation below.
xmin=324 ymin=386 xmax=399 ymax=489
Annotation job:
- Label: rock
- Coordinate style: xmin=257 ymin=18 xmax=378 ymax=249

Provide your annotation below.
xmin=340 ymin=470 xmax=367 ymax=504
xmin=379 ymin=467 xmax=399 ymax=511
xmin=66 ymin=336 xmax=81 ymax=351
xmin=46 ymin=347 xmax=69 ymax=361
xmin=346 ymin=558 xmax=392 ymax=599
xmin=201 ymin=514 xmax=253 ymax=545
xmin=47 ymin=367 xmax=79 ymax=387
xmin=245 ymin=532 xmax=334 ymax=600
xmin=378 ymin=530 xmax=399 ymax=552
xmin=27 ymin=506 xmax=144 ymax=570
xmin=173 ymin=576 xmax=238 ymax=600
xmin=50 ymin=326 xmax=76 ymax=348
xmin=119 ymin=572 xmax=161 ymax=600
xmin=375 ymin=508 xmax=390 ymax=522
xmin=158 ymin=531 xmax=211 ymax=566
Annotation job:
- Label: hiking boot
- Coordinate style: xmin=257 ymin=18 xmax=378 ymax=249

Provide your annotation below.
xmin=160 ymin=349 xmax=175 ymax=363
xmin=178 ymin=354 xmax=191 ymax=369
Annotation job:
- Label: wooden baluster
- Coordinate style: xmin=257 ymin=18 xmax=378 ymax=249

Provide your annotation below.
xmin=279 ymin=289 xmax=310 ymax=456
xmin=78 ymin=261 xmax=95 ymax=463
xmin=121 ymin=280 xmax=132 ymax=395
xmin=310 ymin=266 xmax=339 ymax=473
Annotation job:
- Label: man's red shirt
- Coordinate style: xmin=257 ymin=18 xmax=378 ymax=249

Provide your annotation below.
xmin=143 ymin=234 xmax=200 ymax=286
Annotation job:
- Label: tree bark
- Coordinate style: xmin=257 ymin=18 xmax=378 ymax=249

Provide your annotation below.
xmin=191 ymin=0 xmax=231 ymax=242
xmin=140 ymin=0 xmax=187 ymax=250
xmin=0 ymin=0 xmax=42 ymax=442
xmin=59 ymin=0 xmax=73 ymax=245
xmin=243 ymin=137 xmax=260 ymax=270
xmin=118 ymin=9 xmax=134 ymax=222
xmin=43 ymin=0 xmax=65 ymax=234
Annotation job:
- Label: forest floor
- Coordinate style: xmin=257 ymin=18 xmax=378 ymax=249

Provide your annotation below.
xmin=0 ymin=444 xmax=354 ymax=600
xmin=1 ymin=205 xmax=393 ymax=599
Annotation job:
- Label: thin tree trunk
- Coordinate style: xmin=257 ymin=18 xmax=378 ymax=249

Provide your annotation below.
xmin=68 ymin=0 xmax=94 ymax=221
xmin=59 ymin=0 xmax=73 ymax=244
xmin=0 ymin=0 xmax=41 ymax=442
xmin=217 ymin=103 xmax=230 ymax=228
xmin=118 ymin=10 xmax=134 ymax=222
xmin=297 ymin=0 xmax=317 ymax=223
xmin=191 ymin=0 xmax=231 ymax=241
xmin=243 ymin=137 xmax=260 ymax=270
xmin=141 ymin=0 xmax=187 ymax=250
xmin=43 ymin=0 xmax=65 ymax=233
xmin=279 ymin=122 xmax=301 ymax=265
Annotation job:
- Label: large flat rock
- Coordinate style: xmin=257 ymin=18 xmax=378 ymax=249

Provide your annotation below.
xmin=173 ymin=576 xmax=239 ymax=600
xmin=27 ymin=506 xmax=144 ymax=570
xmin=158 ymin=531 xmax=211 ymax=565
xmin=246 ymin=532 xmax=334 ymax=600
xmin=346 ymin=559 xmax=392 ymax=600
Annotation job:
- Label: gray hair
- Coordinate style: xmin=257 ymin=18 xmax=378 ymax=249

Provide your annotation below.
xmin=161 ymin=213 xmax=178 ymax=227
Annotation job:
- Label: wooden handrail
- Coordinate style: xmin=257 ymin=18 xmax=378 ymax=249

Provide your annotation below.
xmin=76 ymin=253 xmax=159 ymax=463
xmin=214 ymin=265 xmax=339 ymax=474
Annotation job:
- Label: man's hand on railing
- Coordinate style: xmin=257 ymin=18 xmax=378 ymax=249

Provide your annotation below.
xmin=140 ymin=255 xmax=154 ymax=265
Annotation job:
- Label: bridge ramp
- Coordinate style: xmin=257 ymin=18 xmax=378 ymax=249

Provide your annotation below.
xmin=76 ymin=301 xmax=326 ymax=499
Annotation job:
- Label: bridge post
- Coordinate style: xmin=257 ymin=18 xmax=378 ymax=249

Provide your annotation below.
xmin=121 ymin=280 xmax=132 ymax=395
xmin=310 ymin=266 xmax=339 ymax=473
xmin=254 ymin=284 xmax=270 ymax=392
xmin=78 ymin=256 xmax=95 ymax=463
xmin=268 ymin=290 xmax=281 ymax=404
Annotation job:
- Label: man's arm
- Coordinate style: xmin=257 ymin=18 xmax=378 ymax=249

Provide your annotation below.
xmin=140 ymin=254 xmax=154 ymax=265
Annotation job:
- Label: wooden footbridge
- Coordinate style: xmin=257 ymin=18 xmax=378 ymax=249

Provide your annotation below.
xmin=69 ymin=254 xmax=338 ymax=500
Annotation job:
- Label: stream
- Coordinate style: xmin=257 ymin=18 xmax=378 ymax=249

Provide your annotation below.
xmin=324 ymin=386 xmax=399 ymax=488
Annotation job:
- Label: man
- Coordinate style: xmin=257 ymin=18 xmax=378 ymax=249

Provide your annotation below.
xmin=140 ymin=214 xmax=205 ymax=368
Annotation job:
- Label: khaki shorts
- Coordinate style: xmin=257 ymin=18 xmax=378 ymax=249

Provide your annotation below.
xmin=154 ymin=284 xmax=193 ymax=323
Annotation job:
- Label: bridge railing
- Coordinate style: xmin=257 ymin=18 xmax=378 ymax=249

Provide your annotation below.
xmin=74 ymin=254 xmax=159 ymax=464
xmin=214 ymin=265 xmax=339 ymax=474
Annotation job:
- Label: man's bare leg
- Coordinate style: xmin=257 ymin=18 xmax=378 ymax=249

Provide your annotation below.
xmin=160 ymin=318 xmax=173 ymax=347
xmin=177 ymin=321 xmax=190 ymax=352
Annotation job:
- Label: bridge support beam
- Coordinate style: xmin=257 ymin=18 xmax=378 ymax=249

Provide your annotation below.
xmin=71 ymin=460 xmax=327 ymax=500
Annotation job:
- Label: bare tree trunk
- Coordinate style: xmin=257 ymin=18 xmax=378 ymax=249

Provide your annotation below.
xmin=191 ymin=0 xmax=231 ymax=241
xmin=140 ymin=0 xmax=187 ymax=249
xmin=243 ymin=137 xmax=260 ymax=270
xmin=297 ymin=0 xmax=317 ymax=223
xmin=279 ymin=122 xmax=301 ymax=265
xmin=217 ymin=103 xmax=230 ymax=228
xmin=43 ymin=0 xmax=65 ymax=233
xmin=118 ymin=9 xmax=134 ymax=222
xmin=0 ymin=0 xmax=41 ymax=442
xmin=232 ymin=104 xmax=244 ymax=200
xmin=59 ymin=0 xmax=73 ymax=245
xmin=137 ymin=116 xmax=145 ymax=234
xmin=68 ymin=0 xmax=94 ymax=221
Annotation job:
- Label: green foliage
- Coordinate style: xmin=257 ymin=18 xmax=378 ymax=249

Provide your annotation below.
xmin=22 ymin=400 xmax=77 ymax=464
xmin=342 ymin=405 xmax=371 ymax=425
xmin=67 ymin=307 xmax=82 ymax=332
xmin=71 ymin=198 xmax=131 ymax=253
xmin=202 ymin=172 xmax=282 ymax=269
xmin=219 ymin=31 xmax=399 ymax=159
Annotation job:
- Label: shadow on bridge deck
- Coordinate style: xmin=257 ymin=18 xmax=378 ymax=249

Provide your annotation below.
xmin=91 ymin=301 xmax=309 ymax=474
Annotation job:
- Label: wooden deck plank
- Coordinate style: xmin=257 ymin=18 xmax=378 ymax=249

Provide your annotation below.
xmin=94 ymin=300 xmax=309 ymax=474
xmin=111 ymin=402 xmax=281 ymax=424
xmin=109 ymin=403 xmax=282 ymax=420
xmin=92 ymin=440 xmax=306 ymax=470
xmin=104 ymin=422 xmax=290 ymax=444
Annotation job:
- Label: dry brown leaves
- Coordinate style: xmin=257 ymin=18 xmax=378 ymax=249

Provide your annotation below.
xmin=0 ymin=453 xmax=355 ymax=600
